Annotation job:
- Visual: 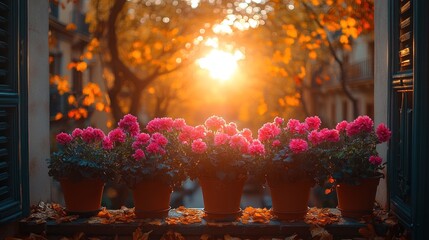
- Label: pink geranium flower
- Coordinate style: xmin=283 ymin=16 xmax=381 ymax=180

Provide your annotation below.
xmin=118 ymin=114 xmax=140 ymax=136
xmin=108 ymin=128 xmax=126 ymax=143
xmin=71 ymin=128 xmax=83 ymax=138
xmin=132 ymin=149 xmax=146 ymax=161
xmin=319 ymin=128 xmax=340 ymax=143
xmin=56 ymin=132 xmax=72 ymax=145
xmin=191 ymin=139 xmax=207 ymax=154
xmin=369 ymin=155 xmax=383 ymax=165
xmin=376 ymin=123 xmax=392 ymax=142
xmin=289 ymin=139 xmax=308 ymax=154
xmin=146 ymin=142 xmax=166 ymax=155
xmin=274 ymin=117 xmax=284 ymax=126
xmin=81 ymin=127 xmax=95 ymax=143
xmin=248 ymin=139 xmax=265 ymax=155
xmin=151 ymin=132 xmax=168 ymax=147
xmin=223 ymin=122 xmax=238 ymax=136
xmin=93 ymin=128 xmax=105 ymax=141
xmin=346 ymin=115 xmax=374 ymax=136
xmin=308 ymin=130 xmax=322 ymax=145
xmin=229 ymin=134 xmax=249 ymax=153
xmin=258 ymin=122 xmax=281 ymax=141
xmin=305 ymin=116 xmax=321 ymax=131
xmin=241 ymin=128 xmax=253 ymax=142
xmin=204 ymin=115 xmax=226 ymax=131
xmin=102 ymin=137 xmax=113 ymax=150
xmin=173 ymin=118 xmax=186 ymax=130
xmin=214 ymin=133 xmax=230 ymax=146
xmin=272 ymin=139 xmax=281 ymax=147
xmin=146 ymin=117 xmax=174 ymax=133
xmin=336 ymin=120 xmax=348 ymax=132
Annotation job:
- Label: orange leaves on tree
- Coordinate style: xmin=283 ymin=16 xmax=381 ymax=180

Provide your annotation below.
xmin=68 ymin=61 xmax=87 ymax=72
xmin=298 ymin=66 xmax=306 ymax=79
xmin=257 ymin=99 xmax=268 ymax=116
xmin=87 ymin=38 xmax=100 ymax=52
xmin=50 ymin=75 xmax=70 ymax=95
xmin=67 ymin=108 xmax=88 ymax=120
xmin=282 ymin=24 xmax=298 ymax=38
xmin=53 ymin=112 xmax=63 ymax=121
xmin=309 ymin=51 xmax=317 ymax=59
xmin=285 ymin=94 xmax=300 ymax=107
xmin=65 ymin=23 xmax=77 ymax=31
xmin=76 ymin=61 xmax=88 ymax=72
xmin=67 ymin=95 xmax=77 ymax=105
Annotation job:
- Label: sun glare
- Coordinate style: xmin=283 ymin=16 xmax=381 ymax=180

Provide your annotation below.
xmin=198 ymin=49 xmax=244 ymax=82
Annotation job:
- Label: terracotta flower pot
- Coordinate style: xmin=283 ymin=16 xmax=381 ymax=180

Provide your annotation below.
xmin=267 ymin=177 xmax=313 ymax=221
xmin=199 ymin=176 xmax=246 ymax=221
xmin=336 ymin=178 xmax=380 ymax=218
xmin=60 ymin=178 xmax=105 ymax=216
xmin=132 ymin=180 xmax=172 ymax=219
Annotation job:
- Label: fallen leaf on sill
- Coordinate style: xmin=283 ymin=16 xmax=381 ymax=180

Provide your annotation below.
xmin=284 ymin=234 xmax=302 ymax=240
xmin=22 ymin=202 xmax=78 ymax=224
xmin=310 ymin=226 xmax=333 ymax=240
xmin=6 ymin=233 xmax=48 ymax=240
xmin=165 ymin=206 xmax=204 ymax=225
xmin=146 ymin=219 xmax=163 ymax=225
xmin=55 ymin=215 xmax=79 ymax=224
xmin=133 ymin=228 xmax=152 ymax=240
xmin=224 ymin=234 xmax=241 ymax=240
xmin=239 ymin=206 xmax=273 ymax=224
xmin=88 ymin=206 xmax=135 ymax=224
xmin=200 ymin=234 xmax=211 ymax=240
xmin=206 ymin=221 xmax=239 ymax=227
xmin=161 ymin=231 xmax=185 ymax=240
xmin=304 ymin=208 xmax=340 ymax=226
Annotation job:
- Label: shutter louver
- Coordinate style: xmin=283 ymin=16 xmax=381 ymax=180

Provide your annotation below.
xmin=0 ymin=0 xmax=28 ymax=224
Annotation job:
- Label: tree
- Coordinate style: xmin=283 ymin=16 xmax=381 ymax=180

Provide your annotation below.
xmin=239 ymin=0 xmax=374 ymax=119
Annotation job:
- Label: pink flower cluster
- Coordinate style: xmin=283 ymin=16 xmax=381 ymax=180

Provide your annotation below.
xmin=56 ymin=127 xmax=107 ymax=148
xmin=56 ymin=132 xmax=73 ymax=145
xmin=191 ymin=138 xmax=207 ymax=154
xmin=118 ymin=114 xmax=140 ymax=136
xmin=248 ymin=140 xmax=265 ymax=155
xmin=184 ymin=116 xmax=265 ymax=157
xmin=376 ymin=123 xmax=392 ymax=142
xmin=305 ymin=116 xmax=321 ymax=131
xmin=346 ymin=115 xmax=374 ymax=136
xmin=287 ymin=119 xmax=308 ymax=135
xmin=289 ymin=139 xmax=308 ymax=154
xmin=146 ymin=117 xmax=174 ymax=133
xmin=308 ymin=128 xmax=340 ymax=145
xmin=369 ymin=155 xmax=383 ymax=165
xmin=132 ymin=132 xmax=169 ymax=160
xmin=258 ymin=123 xmax=281 ymax=142
xmin=204 ymin=115 xmax=226 ymax=131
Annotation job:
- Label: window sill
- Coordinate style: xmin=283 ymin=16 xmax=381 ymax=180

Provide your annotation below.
xmin=19 ymin=208 xmax=389 ymax=239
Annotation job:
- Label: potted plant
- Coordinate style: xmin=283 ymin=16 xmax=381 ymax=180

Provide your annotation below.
xmin=330 ymin=115 xmax=391 ymax=218
xmin=111 ymin=115 xmax=187 ymax=218
xmin=182 ymin=115 xmax=264 ymax=221
xmin=256 ymin=116 xmax=332 ymax=220
xmin=48 ymin=127 xmax=115 ymax=216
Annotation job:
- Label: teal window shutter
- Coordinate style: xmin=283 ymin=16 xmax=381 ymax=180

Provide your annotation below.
xmin=0 ymin=0 xmax=29 ymax=224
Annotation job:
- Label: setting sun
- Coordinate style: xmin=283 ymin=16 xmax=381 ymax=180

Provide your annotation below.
xmin=198 ymin=49 xmax=244 ymax=82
